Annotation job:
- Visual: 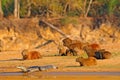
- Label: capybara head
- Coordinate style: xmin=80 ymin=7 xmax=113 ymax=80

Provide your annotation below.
xmin=21 ymin=49 xmax=28 ymax=60
xmin=76 ymin=57 xmax=83 ymax=62
xmin=62 ymin=38 xmax=72 ymax=47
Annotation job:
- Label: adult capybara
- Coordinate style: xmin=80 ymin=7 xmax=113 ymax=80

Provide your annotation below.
xmin=102 ymin=51 xmax=111 ymax=59
xmin=76 ymin=57 xmax=97 ymax=66
xmin=83 ymin=45 xmax=96 ymax=57
xmin=21 ymin=49 xmax=42 ymax=60
xmin=62 ymin=38 xmax=82 ymax=47
xmin=83 ymin=43 xmax=101 ymax=57
xmin=62 ymin=38 xmax=83 ymax=56
xmin=95 ymin=49 xmax=111 ymax=59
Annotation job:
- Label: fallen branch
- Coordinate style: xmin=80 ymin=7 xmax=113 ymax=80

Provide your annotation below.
xmin=41 ymin=20 xmax=69 ymax=38
xmin=35 ymin=40 xmax=56 ymax=49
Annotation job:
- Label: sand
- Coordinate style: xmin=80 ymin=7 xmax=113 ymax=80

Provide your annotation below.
xmin=0 ymin=50 xmax=120 ymax=73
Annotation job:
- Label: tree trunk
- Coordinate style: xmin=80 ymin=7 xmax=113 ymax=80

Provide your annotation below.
xmin=14 ymin=0 xmax=20 ymax=18
xmin=85 ymin=0 xmax=93 ymax=17
xmin=63 ymin=2 xmax=69 ymax=15
xmin=83 ymin=0 xmax=87 ymax=17
xmin=79 ymin=25 xmax=84 ymax=40
xmin=0 ymin=0 xmax=3 ymax=17
xmin=27 ymin=0 xmax=31 ymax=17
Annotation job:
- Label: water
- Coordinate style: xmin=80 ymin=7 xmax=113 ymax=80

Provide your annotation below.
xmin=0 ymin=72 xmax=120 ymax=80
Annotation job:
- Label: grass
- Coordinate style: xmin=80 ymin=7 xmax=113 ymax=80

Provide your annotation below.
xmin=112 ymin=52 xmax=120 ymax=57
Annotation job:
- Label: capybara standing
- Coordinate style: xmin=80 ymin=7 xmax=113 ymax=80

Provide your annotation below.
xmin=62 ymin=38 xmax=83 ymax=56
xmin=76 ymin=57 xmax=97 ymax=66
xmin=21 ymin=49 xmax=42 ymax=60
xmin=62 ymin=38 xmax=82 ymax=48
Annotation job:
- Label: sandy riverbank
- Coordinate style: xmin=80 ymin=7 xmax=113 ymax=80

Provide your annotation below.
xmin=0 ymin=50 xmax=120 ymax=73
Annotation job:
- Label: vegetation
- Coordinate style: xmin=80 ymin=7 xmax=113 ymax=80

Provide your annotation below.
xmin=0 ymin=0 xmax=120 ymax=26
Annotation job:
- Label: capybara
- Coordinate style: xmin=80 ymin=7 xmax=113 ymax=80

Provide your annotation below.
xmin=59 ymin=47 xmax=76 ymax=56
xmin=62 ymin=38 xmax=83 ymax=56
xmin=76 ymin=57 xmax=97 ymax=66
xmin=88 ymin=43 xmax=100 ymax=51
xmin=21 ymin=49 xmax=42 ymax=60
xmin=62 ymin=38 xmax=82 ymax=47
xmin=58 ymin=47 xmax=67 ymax=56
xmin=83 ymin=45 xmax=96 ymax=57
xmin=102 ymin=51 xmax=111 ymax=59
xmin=83 ymin=43 xmax=101 ymax=58
xmin=95 ymin=49 xmax=111 ymax=59
xmin=66 ymin=49 xmax=77 ymax=56
xmin=62 ymin=38 xmax=72 ymax=47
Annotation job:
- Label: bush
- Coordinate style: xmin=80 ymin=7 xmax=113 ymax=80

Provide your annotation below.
xmin=60 ymin=17 xmax=79 ymax=25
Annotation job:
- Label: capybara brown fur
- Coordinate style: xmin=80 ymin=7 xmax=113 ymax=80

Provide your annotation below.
xmin=59 ymin=47 xmax=76 ymax=56
xmin=102 ymin=51 xmax=111 ymax=59
xmin=68 ymin=43 xmax=83 ymax=50
xmin=76 ymin=57 xmax=97 ymax=66
xmin=88 ymin=43 xmax=100 ymax=51
xmin=83 ymin=45 xmax=96 ymax=57
xmin=62 ymin=38 xmax=101 ymax=57
xmin=62 ymin=38 xmax=83 ymax=56
xmin=62 ymin=38 xmax=72 ymax=47
xmin=62 ymin=38 xmax=82 ymax=47
xmin=95 ymin=49 xmax=112 ymax=59
xmin=83 ymin=43 xmax=101 ymax=57
xmin=58 ymin=47 xmax=67 ymax=56
xmin=21 ymin=49 xmax=42 ymax=60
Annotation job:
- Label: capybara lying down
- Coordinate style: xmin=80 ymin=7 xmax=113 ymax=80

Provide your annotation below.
xmin=21 ymin=49 xmax=42 ymax=60
xmin=76 ymin=57 xmax=97 ymax=66
xmin=83 ymin=43 xmax=101 ymax=57
xmin=95 ymin=49 xmax=112 ymax=59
